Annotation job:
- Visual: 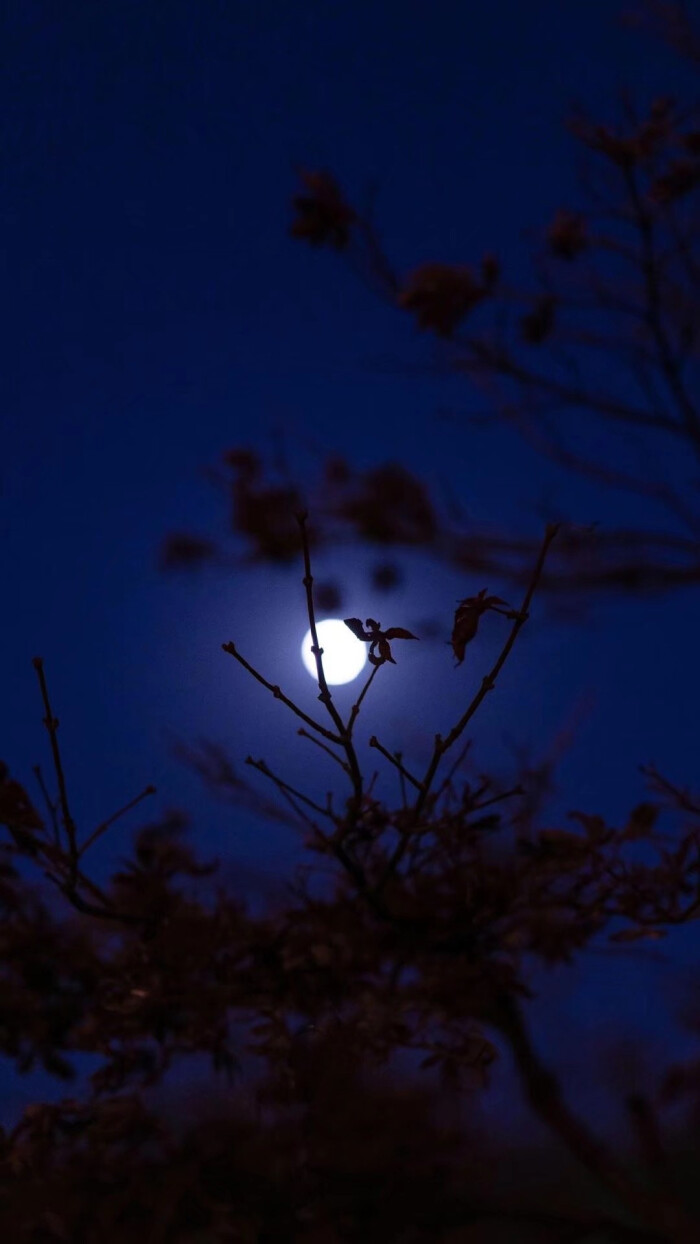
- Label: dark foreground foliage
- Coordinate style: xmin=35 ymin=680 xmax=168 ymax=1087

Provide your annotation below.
xmin=3 ymin=512 xmax=700 ymax=1240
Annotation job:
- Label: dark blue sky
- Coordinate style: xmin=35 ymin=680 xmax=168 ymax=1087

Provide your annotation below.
xmin=2 ymin=1 xmax=699 ymax=1132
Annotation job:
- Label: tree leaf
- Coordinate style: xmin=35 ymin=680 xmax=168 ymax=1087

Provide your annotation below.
xmin=344 ymin=617 xmax=369 ymax=640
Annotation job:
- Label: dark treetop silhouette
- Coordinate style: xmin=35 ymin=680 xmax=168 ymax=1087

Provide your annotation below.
xmin=3 ymin=510 xmax=700 ymax=1240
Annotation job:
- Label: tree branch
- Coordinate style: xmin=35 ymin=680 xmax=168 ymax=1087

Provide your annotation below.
xmin=33 ymin=657 xmax=79 ymax=888
xmin=221 ymin=640 xmax=342 ymax=745
xmin=493 ymin=992 xmax=699 ymax=1244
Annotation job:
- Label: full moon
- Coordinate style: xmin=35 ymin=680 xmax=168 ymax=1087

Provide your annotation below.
xmin=301 ymin=618 xmax=367 ymax=685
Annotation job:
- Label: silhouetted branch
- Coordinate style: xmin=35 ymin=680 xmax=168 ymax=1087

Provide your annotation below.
xmin=422 ymin=523 xmax=560 ymax=806
xmin=78 ymin=784 xmax=157 ymax=858
xmin=347 ymin=662 xmax=380 ymax=734
xmin=369 ymin=735 xmax=423 ymax=791
xmin=222 ymin=639 xmax=342 ymax=744
xmin=297 ymin=726 xmax=350 ymax=774
xmin=246 ymin=754 xmax=336 ymax=827
xmin=32 ymin=762 xmax=60 ymax=845
xmin=297 ymin=510 xmax=365 ymax=823
xmin=373 ymin=524 xmax=558 ymax=894
xmin=33 ymin=657 xmax=79 ymax=887
xmin=493 ymin=991 xmax=699 ymax=1244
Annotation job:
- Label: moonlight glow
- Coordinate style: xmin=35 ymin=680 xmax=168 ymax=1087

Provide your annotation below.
xmin=301 ymin=618 xmax=367 ymax=685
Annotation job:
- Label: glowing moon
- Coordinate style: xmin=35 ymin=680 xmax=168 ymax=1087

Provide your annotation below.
xmin=301 ymin=618 xmax=367 ymax=685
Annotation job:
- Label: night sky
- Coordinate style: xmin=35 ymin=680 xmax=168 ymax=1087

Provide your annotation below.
xmin=3 ymin=1 xmax=699 ymax=1136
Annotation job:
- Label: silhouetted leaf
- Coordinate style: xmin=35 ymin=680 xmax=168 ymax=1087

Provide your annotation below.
xmin=547 ymin=209 xmax=588 ymax=259
xmin=622 ymin=802 xmax=660 ymax=840
xmin=343 ymin=617 xmax=369 ymax=641
xmin=335 ymin=462 xmax=436 ymax=544
xmin=650 ymin=157 xmax=700 ymax=204
xmin=397 ymin=262 xmax=492 ymax=337
xmin=520 ymin=294 xmax=556 ymax=344
xmin=451 ymin=590 xmax=511 ymax=664
xmin=290 ymin=169 xmax=356 ymax=249
xmin=344 ymin=617 xmax=418 ymax=666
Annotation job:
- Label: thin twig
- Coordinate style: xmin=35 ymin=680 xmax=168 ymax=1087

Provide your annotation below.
xmin=297 ymin=727 xmax=350 ymax=773
xmin=297 ymin=511 xmax=350 ymax=740
xmin=433 ymin=741 xmax=473 ymax=805
xmin=511 ymin=408 xmax=700 ymax=537
xmin=35 ymin=829 xmax=132 ymax=910
xmin=376 ymin=524 xmax=559 ymax=893
xmin=461 ymin=337 xmax=684 ymax=439
xmin=297 ymin=512 xmax=364 ymax=824
xmin=32 ymin=763 xmax=60 ymax=846
xmin=246 ymin=756 xmax=336 ymax=824
xmin=471 ymin=784 xmax=525 ymax=813
xmin=424 ymin=523 xmax=560 ymax=802
xmin=347 ymin=664 xmax=380 ymax=735
xmin=44 ymin=857 xmax=116 ymax=913
xmin=369 ymin=736 xmax=423 ymax=792
xmin=78 ymin=784 xmax=157 ymax=858
xmin=625 ymin=166 xmax=700 ymax=459
xmin=641 ymin=763 xmax=700 ymax=818
xmin=493 ymin=992 xmax=699 ymax=1244
xmin=222 ymin=641 xmax=342 ymax=744
xmin=33 ymin=658 xmax=79 ymax=886
xmin=43 ymin=874 xmax=148 ymax=927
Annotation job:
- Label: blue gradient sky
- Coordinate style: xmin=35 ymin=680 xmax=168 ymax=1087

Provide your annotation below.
xmin=2 ymin=0 xmax=699 ymax=1132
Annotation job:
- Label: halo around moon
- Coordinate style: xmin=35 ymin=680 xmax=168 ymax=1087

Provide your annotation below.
xmin=301 ymin=618 xmax=367 ymax=685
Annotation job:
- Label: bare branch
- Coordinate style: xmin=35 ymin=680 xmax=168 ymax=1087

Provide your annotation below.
xmin=347 ymin=663 xmax=380 ymax=735
xmin=423 ymin=523 xmax=560 ymax=802
xmin=222 ymin=640 xmax=342 ymax=744
xmin=33 ymin=657 xmax=79 ymax=887
xmin=297 ymin=727 xmax=350 ymax=774
xmin=374 ymin=524 xmax=559 ymax=894
xmin=624 ymin=166 xmax=700 ymax=456
xmin=433 ymin=740 xmax=472 ymax=806
xmin=78 ymin=784 xmax=157 ymax=858
xmin=641 ymin=763 xmax=700 ymax=817
xmin=246 ymin=755 xmax=337 ymax=826
xmin=368 ymin=735 xmax=424 ymax=792
xmin=492 ymin=992 xmax=699 ymax=1244
xmin=297 ymin=510 xmax=365 ymax=824
xmin=31 ymin=763 xmax=60 ymax=846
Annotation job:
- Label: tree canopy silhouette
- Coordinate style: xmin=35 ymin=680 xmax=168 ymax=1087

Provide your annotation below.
xmin=4 ymin=3 xmax=700 ymax=1241
xmin=162 ymin=4 xmax=700 ymax=612
xmin=4 ymin=504 xmax=700 ymax=1240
